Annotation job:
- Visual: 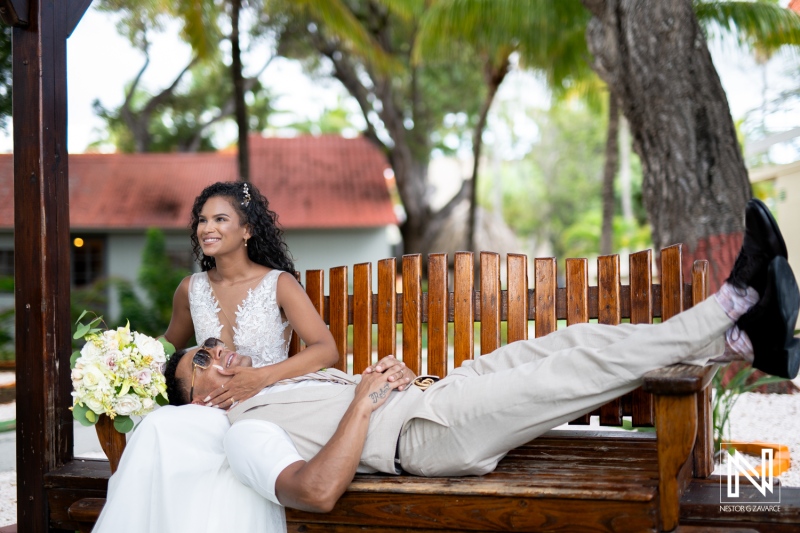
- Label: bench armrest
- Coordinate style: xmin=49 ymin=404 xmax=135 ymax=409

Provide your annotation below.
xmin=642 ymin=363 xmax=718 ymax=395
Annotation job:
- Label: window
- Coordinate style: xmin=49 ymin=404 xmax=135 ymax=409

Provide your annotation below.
xmin=0 ymin=250 xmax=12 ymax=277
xmin=71 ymin=236 xmax=105 ymax=287
xmin=0 ymin=249 xmax=13 ymax=292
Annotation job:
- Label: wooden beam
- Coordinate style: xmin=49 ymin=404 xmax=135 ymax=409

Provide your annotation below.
xmin=13 ymin=0 xmax=74 ymax=530
xmin=66 ymin=0 xmax=91 ymax=37
xmin=0 ymin=0 xmax=29 ymax=27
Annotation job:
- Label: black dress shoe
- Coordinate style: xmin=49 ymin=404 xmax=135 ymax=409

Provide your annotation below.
xmin=738 ymin=256 xmax=800 ymax=379
xmin=726 ymin=198 xmax=788 ymax=296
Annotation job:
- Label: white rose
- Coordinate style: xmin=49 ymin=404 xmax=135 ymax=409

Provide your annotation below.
xmin=136 ymin=368 xmax=152 ymax=385
xmin=80 ymin=341 xmax=102 ymax=361
xmin=141 ymin=398 xmax=155 ymax=412
xmin=84 ymin=396 xmax=105 ymax=414
xmin=82 ymin=365 xmax=107 ymax=389
xmin=114 ymin=394 xmax=142 ymax=416
xmin=134 ymin=333 xmax=166 ymax=363
xmin=71 ymin=368 xmax=84 ymax=381
xmin=102 ymin=354 xmax=117 ymax=369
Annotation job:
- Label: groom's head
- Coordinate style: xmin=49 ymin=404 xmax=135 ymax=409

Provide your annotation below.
xmin=165 ymin=338 xmax=253 ymax=406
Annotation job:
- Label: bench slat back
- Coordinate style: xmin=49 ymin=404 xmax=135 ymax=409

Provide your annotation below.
xmin=454 ymin=252 xmax=475 ymax=368
xmin=289 ymin=247 xmax=709 ymax=428
xmin=480 ymin=252 xmax=501 ymax=354
xmin=427 ymin=254 xmax=449 ymax=377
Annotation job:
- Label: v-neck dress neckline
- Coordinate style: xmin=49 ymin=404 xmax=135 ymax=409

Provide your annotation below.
xmin=188 ymin=269 xmax=292 ymax=368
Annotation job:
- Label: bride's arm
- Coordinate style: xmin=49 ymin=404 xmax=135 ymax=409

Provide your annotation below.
xmin=205 ymin=272 xmax=338 ymax=407
xmin=163 ymin=276 xmax=194 ymax=350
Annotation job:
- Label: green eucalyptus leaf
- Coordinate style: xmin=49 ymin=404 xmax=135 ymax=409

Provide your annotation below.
xmin=113 ymin=415 xmax=134 ymax=434
xmin=72 ymin=403 xmax=96 ymax=427
xmin=156 ymin=393 xmax=169 ymax=406
xmin=159 ymin=337 xmax=176 ymax=356
xmin=76 ymin=310 xmax=88 ymax=324
xmin=73 ymin=323 xmax=91 ymax=339
xmin=70 ymin=351 xmax=81 ymax=369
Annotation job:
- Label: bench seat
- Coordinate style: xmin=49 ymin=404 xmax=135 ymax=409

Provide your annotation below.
xmin=51 ymin=247 xmax=724 ymax=532
xmin=287 ymin=431 xmax=661 ymax=532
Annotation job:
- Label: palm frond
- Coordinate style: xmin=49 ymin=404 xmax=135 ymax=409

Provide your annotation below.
xmin=377 ymin=0 xmax=425 ymax=21
xmin=292 ymin=0 xmax=400 ymax=73
xmin=172 ymin=0 xmax=222 ymax=60
xmin=696 ymin=1 xmax=800 ymax=52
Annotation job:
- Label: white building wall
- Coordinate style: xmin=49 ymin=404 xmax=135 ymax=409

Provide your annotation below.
xmin=285 ymin=227 xmax=394 ymax=291
xmin=0 ymin=227 xmax=394 ymax=322
xmin=106 ymin=232 xmax=194 ymax=322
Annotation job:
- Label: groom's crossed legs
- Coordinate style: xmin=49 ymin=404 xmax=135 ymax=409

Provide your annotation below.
xmin=397 ymin=295 xmax=732 ymax=477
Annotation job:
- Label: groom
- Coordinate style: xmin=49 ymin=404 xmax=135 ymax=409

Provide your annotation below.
xmin=166 ymin=199 xmax=799 ymax=513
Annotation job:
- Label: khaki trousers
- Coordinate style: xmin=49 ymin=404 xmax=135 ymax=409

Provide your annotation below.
xmin=398 ymin=296 xmax=731 ymax=476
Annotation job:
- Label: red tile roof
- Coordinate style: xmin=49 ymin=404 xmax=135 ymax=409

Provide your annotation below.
xmin=0 ymin=135 xmax=396 ymax=230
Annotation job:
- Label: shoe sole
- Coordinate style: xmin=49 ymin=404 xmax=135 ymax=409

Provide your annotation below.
xmin=750 ymin=198 xmax=788 ymax=259
xmin=751 ymin=257 xmax=800 ymax=378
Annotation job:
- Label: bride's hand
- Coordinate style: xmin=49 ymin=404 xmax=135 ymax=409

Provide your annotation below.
xmin=203 ymin=366 xmax=269 ymax=409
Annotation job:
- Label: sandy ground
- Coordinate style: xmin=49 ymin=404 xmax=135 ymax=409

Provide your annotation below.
xmin=0 ymin=389 xmax=798 ymax=527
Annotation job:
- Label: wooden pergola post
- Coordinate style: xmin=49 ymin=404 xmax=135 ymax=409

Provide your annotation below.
xmin=1 ymin=0 xmax=91 ymax=530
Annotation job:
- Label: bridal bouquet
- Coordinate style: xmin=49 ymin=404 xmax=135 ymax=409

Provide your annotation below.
xmin=70 ymin=312 xmax=174 ymax=433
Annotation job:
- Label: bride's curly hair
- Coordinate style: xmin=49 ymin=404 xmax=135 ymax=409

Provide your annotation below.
xmin=190 ymin=181 xmax=295 ymax=273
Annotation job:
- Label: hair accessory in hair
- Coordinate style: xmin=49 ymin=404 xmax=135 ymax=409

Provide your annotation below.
xmin=241 ymin=183 xmax=251 ymax=207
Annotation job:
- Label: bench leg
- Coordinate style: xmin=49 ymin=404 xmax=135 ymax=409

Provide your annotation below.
xmin=656 ymin=393 xmax=698 ymax=532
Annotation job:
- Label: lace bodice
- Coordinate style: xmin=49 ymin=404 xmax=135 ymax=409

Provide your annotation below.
xmin=188 ymin=270 xmax=292 ymax=368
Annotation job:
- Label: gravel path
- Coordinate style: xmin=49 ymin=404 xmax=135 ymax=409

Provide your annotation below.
xmin=0 ymin=391 xmax=798 ymax=527
xmin=0 ymin=471 xmax=14 ymax=527
xmin=721 ymin=391 xmax=800 ymax=488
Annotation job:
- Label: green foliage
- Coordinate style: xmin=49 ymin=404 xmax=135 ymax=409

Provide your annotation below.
xmin=278 ymin=97 xmax=359 ymax=136
xmin=0 ymin=24 xmax=10 ymax=132
xmin=0 ymin=308 xmax=14 ymax=363
xmin=483 ymin=102 xmax=650 ymax=259
xmin=114 ymin=415 xmax=135 ymax=433
xmin=415 ymin=0 xmax=593 ymax=98
xmin=275 ymin=0 xmax=486 ymax=166
xmin=70 ymin=279 xmax=110 ymax=350
xmin=116 ymin=228 xmax=190 ymax=337
xmin=72 ymin=403 xmax=96 ymax=427
xmin=712 ymin=364 xmax=788 ymax=451
xmin=696 ymin=0 xmax=800 ymax=54
xmin=0 ymin=275 xmax=13 ymax=293
xmin=92 ymin=58 xmax=273 ymax=153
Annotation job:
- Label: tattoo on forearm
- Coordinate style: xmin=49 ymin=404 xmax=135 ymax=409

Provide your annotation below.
xmin=369 ymin=384 xmax=391 ymax=404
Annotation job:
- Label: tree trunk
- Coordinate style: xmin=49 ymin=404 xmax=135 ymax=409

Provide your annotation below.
xmin=583 ymin=0 xmax=751 ymax=290
xmin=468 ymin=53 xmax=510 ymax=252
xmin=231 ymin=0 xmax=250 ymax=182
xmin=619 ymin=116 xmax=633 ymax=223
xmin=600 ymin=94 xmax=619 ymax=256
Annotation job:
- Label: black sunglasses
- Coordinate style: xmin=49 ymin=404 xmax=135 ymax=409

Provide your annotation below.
xmin=189 ymin=338 xmax=225 ymax=402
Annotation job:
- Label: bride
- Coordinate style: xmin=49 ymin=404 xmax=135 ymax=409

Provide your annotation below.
xmin=94 ymin=181 xmax=338 ymax=532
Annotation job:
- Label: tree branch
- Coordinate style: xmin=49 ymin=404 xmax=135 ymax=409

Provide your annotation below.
xmin=141 ymin=55 xmax=200 ymax=116
xmin=310 ymin=32 xmax=387 ymax=153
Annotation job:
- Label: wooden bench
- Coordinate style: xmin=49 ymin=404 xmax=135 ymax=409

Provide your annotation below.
xmin=53 ymin=245 xmax=719 ymax=532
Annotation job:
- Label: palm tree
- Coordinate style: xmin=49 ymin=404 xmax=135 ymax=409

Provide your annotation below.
xmin=415 ymin=0 xmax=800 ymax=284
xmin=415 ymin=0 xmax=590 ymax=251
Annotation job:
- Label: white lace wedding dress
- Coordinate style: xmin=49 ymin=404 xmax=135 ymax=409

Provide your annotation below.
xmin=94 ymin=270 xmax=291 ymax=532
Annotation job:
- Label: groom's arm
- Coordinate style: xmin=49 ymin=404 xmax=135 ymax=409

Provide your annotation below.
xmin=274 ymin=357 xmax=413 ymax=513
